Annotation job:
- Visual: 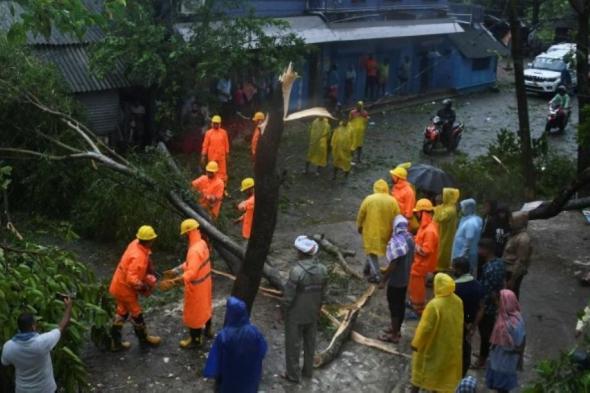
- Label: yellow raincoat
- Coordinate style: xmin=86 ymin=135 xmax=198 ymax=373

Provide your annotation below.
xmin=356 ymin=179 xmax=400 ymax=256
xmin=434 ymin=188 xmax=460 ymax=271
xmin=331 ymin=122 xmax=353 ymax=172
xmin=411 ymin=273 xmax=463 ymax=393
xmin=307 ymin=118 xmax=331 ymax=167
xmin=349 ymin=110 xmax=368 ymax=150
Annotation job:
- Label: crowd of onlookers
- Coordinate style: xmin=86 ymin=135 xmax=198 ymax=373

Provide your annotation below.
xmin=356 ymin=165 xmax=532 ymax=392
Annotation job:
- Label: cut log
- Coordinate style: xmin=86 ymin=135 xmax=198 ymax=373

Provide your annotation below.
xmin=311 ymin=234 xmax=363 ymax=280
xmin=528 ymin=166 xmax=590 ymax=220
xmin=350 ymin=331 xmax=411 ymax=359
xmin=315 ymin=285 xmax=376 ymax=367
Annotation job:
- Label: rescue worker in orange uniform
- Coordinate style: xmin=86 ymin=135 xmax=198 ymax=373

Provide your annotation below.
xmin=390 ymin=165 xmax=417 ymax=232
xmin=251 ymin=112 xmax=265 ymax=161
xmin=160 ymin=219 xmax=213 ymax=348
xmin=236 ymin=178 xmax=255 ymax=241
xmin=191 ymin=161 xmax=225 ymax=219
xmin=109 ymin=225 xmax=161 ymax=351
xmin=408 ymin=199 xmax=440 ymax=315
xmin=201 ymin=115 xmax=230 ymax=183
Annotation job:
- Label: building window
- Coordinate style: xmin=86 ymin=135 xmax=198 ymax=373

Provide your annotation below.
xmin=351 ymin=0 xmax=367 ymax=3
xmin=472 ymin=58 xmax=491 ymax=71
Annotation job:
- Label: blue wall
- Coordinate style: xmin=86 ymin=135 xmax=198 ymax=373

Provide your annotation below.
xmin=452 ymin=49 xmax=498 ymax=91
xmin=313 ymin=36 xmax=455 ymax=104
xmin=306 ymin=0 xmax=448 ymax=11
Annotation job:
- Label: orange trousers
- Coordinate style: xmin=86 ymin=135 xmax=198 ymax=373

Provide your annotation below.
xmin=408 ymin=274 xmax=426 ymax=314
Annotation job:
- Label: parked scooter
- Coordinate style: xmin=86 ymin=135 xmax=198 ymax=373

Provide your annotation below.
xmin=545 ymin=102 xmax=571 ymax=135
xmin=422 ymin=116 xmax=464 ymax=154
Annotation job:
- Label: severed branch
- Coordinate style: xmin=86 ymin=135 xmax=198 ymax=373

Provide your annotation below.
xmin=528 ymin=166 xmax=590 ymax=220
xmin=315 ymin=284 xmax=376 ymax=367
xmin=311 ymin=234 xmax=363 ymax=280
xmin=350 ymin=331 xmax=411 ymax=359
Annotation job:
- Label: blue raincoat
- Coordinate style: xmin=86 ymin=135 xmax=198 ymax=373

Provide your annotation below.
xmin=203 ymin=297 xmax=268 ymax=393
xmin=452 ymin=199 xmax=483 ymax=273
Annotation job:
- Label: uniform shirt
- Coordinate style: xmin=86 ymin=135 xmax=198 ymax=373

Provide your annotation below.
xmin=283 ymin=258 xmax=328 ymax=325
xmin=191 ymin=175 xmax=224 ymax=218
xmin=1 ymin=329 xmax=61 ymax=393
xmin=238 ymin=195 xmax=255 ymax=239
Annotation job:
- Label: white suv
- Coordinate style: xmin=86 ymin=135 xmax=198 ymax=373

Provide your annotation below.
xmin=524 ymin=45 xmax=576 ymax=94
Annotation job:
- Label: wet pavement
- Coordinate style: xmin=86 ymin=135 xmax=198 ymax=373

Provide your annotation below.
xmin=80 ymin=82 xmax=588 ymax=392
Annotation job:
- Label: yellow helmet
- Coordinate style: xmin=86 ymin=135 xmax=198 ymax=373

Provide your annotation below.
xmin=180 ymin=218 xmax=200 ymax=235
xmin=390 ymin=166 xmax=408 ymax=180
xmin=136 ymin=225 xmax=158 ymax=241
xmin=211 ymin=115 xmax=222 ymax=124
xmin=205 ymin=161 xmax=219 ymax=173
xmin=252 ymin=112 xmax=265 ymax=121
xmin=240 ymin=177 xmax=255 ymax=192
xmin=357 ymin=101 xmax=364 ymax=107
xmin=414 ymin=199 xmax=434 ymax=212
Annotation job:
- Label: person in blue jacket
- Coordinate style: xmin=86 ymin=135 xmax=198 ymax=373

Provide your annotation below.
xmin=452 ymin=199 xmax=483 ymax=275
xmin=203 ymin=296 xmax=267 ymax=393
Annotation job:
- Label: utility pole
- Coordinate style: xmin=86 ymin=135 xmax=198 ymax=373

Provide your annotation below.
xmin=509 ymin=0 xmax=536 ymax=198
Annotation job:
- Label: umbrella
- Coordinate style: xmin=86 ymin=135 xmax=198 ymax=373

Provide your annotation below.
xmin=407 ymin=164 xmax=455 ymax=195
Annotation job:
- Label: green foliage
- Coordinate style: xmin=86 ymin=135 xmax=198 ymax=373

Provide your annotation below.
xmin=91 ymin=0 xmax=306 ymax=128
xmin=0 ymin=237 xmax=113 ymax=393
xmin=525 ymin=342 xmax=590 ymax=393
xmin=444 ymin=129 xmax=576 ymax=203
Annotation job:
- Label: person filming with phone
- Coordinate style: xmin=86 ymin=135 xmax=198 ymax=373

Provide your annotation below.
xmin=1 ymin=296 xmax=73 ymax=393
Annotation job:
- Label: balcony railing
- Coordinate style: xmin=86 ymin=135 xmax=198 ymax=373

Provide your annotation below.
xmin=306 ymin=0 xmax=448 ymax=13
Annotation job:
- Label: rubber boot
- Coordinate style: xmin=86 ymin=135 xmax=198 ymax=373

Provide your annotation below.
xmin=204 ymin=320 xmax=214 ymax=339
xmin=110 ymin=323 xmax=131 ymax=352
xmin=179 ymin=329 xmax=203 ymax=349
xmin=134 ymin=324 xmax=161 ymax=347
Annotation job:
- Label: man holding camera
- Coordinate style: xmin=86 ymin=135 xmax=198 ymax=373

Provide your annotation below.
xmin=1 ymin=297 xmax=73 ymax=393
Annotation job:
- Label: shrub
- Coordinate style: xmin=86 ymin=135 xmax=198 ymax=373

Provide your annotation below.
xmin=0 ymin=236 xmax=112 ymax=393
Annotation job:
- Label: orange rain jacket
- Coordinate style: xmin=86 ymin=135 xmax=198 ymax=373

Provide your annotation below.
xmin=192 ymin=174 xmax=225 ymax=218
xmin=238 ymin=195 xmax=255 ymax=240
xmin=411 ymin=213 xmax=440 ymax=276
xmin=251 ymin=126 xmax=261 ymax=160
xmin=182 ymin=230 xmax=212 ymax=329
xmin=392 ymin=179 xmax=416 ymax=220
xmin=202 ymin=128 xmax=230 ymax=181
xmin=109 ymin=239 xmax=152 ymax=316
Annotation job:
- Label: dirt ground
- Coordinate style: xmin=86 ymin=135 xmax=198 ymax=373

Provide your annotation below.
xmin=73 ymin=83 xmax=590 ymax=392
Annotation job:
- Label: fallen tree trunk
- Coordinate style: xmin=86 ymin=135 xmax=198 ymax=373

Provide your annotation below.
xmin=315 ymin=284 xmax=376 ymax=367
xmin=311 ymin=234 xmax=363 ymax=280
xmin=529 ymin=166 xmax=590 ymax=220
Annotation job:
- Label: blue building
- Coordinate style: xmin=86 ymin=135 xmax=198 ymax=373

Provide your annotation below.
xmin=177 ymin=0 xmax=508 ymax=110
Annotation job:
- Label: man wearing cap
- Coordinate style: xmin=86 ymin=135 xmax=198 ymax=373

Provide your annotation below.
xmin=192 ymin=161 xmax=225 ymax=219
xmin=390 ymin=165 xmax=416 ymax=221
xmin=108 ymin=226 xmax=161 ymax=350
xmin=160 ymin=219 xmax=213 ymax=348
xmin=236 ymin=178 xmax=255 ymax=241
xmin=201 ymin=115 xmax=230 ymax=183
xmin=408 ymin=199 xmax=439 ymax=315
xmin=251 ymin=112 xmax=265 ymax=161
xmin=283 ymin=236 xmax=328 ymax=383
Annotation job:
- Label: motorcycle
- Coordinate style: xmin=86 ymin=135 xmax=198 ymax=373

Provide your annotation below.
xmin=422 ymin=116 xmax=464 ymax=155
xmin=545 ymin=103 xmax=571 ymax=135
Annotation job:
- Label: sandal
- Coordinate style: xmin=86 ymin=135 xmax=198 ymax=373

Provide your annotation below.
xmin=378 ymin=333 xmax=400 ymax=344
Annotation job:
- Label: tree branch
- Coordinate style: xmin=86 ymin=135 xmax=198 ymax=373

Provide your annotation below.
xmin=528 ymin=166 xmax=590 ymax=220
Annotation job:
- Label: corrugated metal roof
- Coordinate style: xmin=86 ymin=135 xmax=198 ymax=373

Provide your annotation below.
xmin=33 ymin=46 xmax=130 ymax=93
xmin=449 ymin=28 xmax=510 ymax=59
xmin=176 ymin=16 xmax=464 ymax=45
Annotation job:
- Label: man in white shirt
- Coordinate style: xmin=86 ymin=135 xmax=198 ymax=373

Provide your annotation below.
xmin=2 ymin=297 xmax=73 ymax=393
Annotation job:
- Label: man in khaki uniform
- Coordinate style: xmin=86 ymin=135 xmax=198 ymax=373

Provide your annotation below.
xmin=283 ymin=236 xmax=328 ymax=383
